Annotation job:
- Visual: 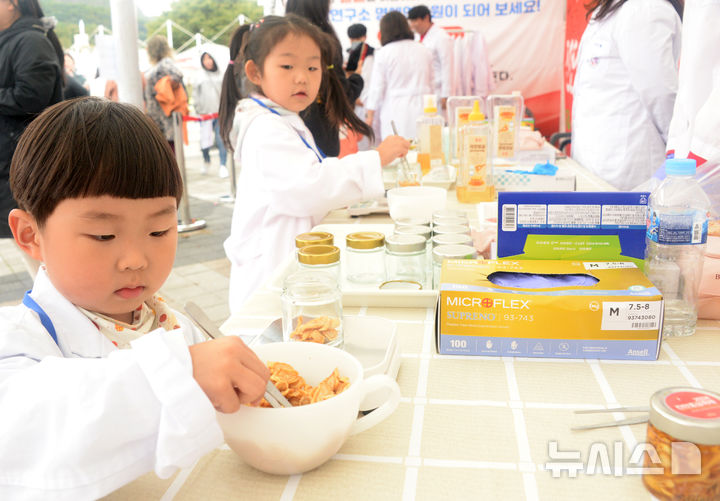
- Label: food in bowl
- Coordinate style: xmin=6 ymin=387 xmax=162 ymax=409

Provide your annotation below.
xmin=289 ymin=315 xmax=340 ymax=343
xmin=216 ymin=342 xmax=401 ymax=475
xmin=260 ymin=362 xmax=349 ymax=407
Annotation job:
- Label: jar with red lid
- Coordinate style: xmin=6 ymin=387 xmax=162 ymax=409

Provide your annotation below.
xmin=642 ymin=386 xmax=720 ymax=500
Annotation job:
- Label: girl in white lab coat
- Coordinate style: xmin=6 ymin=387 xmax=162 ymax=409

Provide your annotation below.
xmin=365 ymin=11 xmax=434 ymax=140
xmin=221 ymin=15 xmax=409 ymax=311
xmin=1 ymin=97 xmax=270 ymax=499
xmin=571 ymin=0 xmax=682 ymax=191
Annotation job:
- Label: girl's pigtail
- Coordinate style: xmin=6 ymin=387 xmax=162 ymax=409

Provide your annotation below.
xmin=219 ymin=24 xmax=251 ymax=152
xmin=319 ymin=36 xmax=374 ymax=142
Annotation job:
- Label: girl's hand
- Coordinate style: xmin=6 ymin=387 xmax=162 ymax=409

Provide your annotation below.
xmin=189 ymin=336 xmax=270 ymax=413
xmin=376 ymin=135 xmax=410 ymax=167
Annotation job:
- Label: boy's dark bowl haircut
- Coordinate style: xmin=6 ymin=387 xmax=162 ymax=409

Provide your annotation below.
xmin=9 ymin=97 xmax=183 ymax=227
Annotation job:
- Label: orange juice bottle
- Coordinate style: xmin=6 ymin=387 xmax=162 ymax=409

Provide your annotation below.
xmin=416 ymin=94 xmax=444 ymax=175
xmin=456 ymin=101 xmax=494 ymax=203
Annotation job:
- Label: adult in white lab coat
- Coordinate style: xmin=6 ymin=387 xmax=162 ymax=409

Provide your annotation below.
xmin=346 ymin=23 xmax=379 ymax=149
xmin=407 ymin=5 xmax=453 ymax=109
xmin=365 ymin=11 xmax=434 ymax=140
xmin=0 ymin=269 xmax=223 ymax=499
xmin=571 ymin=0 xmax=682 ymax=191
xmin=225 ymin=97 xmax=385 ymax=311
xmin=666 ymin=0 xmax=720 ymax=165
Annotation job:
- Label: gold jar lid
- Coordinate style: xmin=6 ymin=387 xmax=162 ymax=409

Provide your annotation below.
xmin=649 ymin=387 xmax=720 ymax=445
xmin=295 ymin=231 xmax=334 ymax=248
xmin=346 ymin=231 xmax=385 ymax=250
xmin=297 ymin=244 xmax=340 ymax=265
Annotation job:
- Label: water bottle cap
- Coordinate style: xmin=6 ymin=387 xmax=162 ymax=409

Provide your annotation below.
xmin=665 ymin=158 xmax=696 ymax=176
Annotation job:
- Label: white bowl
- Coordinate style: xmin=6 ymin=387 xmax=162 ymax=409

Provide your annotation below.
xmin=387 ymin=186 xmax=447 ymax=221
xmin=216 ymin=342 xmax=401 ymax=475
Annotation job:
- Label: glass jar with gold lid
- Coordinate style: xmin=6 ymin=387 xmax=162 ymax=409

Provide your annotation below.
xmin=295 ymin=231 xmax=333 ymax=250
xmin=297 ymin=244 xmax=341 ymax=281
xmin=345 ymin=231 xmax=386 ymax=285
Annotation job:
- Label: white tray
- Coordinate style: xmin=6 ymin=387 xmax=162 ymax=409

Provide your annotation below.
xmin=268 ymin=223 xmax=439 ymax=308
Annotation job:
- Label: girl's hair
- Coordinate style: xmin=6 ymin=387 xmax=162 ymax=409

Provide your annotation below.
xmin=10 ymin=97 xmax=183 ymax=227
xmin=241 ymin=15 xmax=373 ymax=140
xmin=146 ymin=35 xmax=172 ymax=65
xmin=219 ymin=24 xmax=251 ymax=151
xmin=380 ymin=11 xmax=415 ymax=46
xmin=13 ymin=0 xmax=63 ymax=78
xmin=284 ymin=0 xmax=336 ymax=39
xmin=200 ymin=52 xmax=218 ymax=72
xmin=586 ymin=0 xmax=683 ymax=20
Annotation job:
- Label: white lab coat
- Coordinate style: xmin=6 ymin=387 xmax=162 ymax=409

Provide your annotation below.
xmin=666 ymin=0 xmax=720 ymax=163
xmin=571 ymin=0 xmax=681 ymax=191
xmin=420 ymin=23 xmax=453 ymax=100
xmin=0 ymin=268 xmax=223 ymax=500
xmin=365 ymin=41 xmax=434 ymax=140
xmin=354 ymin=49 xmax=380 ymax=150
xmin=225 ymin=97 xmax=384 ymax=312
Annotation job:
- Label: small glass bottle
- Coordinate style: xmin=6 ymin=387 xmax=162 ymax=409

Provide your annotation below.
xmin=345 ymin=231 xmax=386 ymax=285
xmin=432 ymin=209 xmax=466 ymax=221
xmin=281 ymin=270 xmax=343 ymax=348
xmin=433 ymin=244 xmax=478 ymax=289
xmin=432 ymin=232 xmax=474 ymax=248
xmin=394 ymin=224 xmax=432 ymax=242
xmin=433 ymin=224 xmax=471 ymax=237
xmin=297 ymin=244 xmax=341 ymax=281
xmin=394 ymin=217 xmax=431 ymax=229
xmin=385 ymin=234 xmax=428 ymax=288
xmin=432 ymin=216 xmax=469 ymax=228
xmin=295 ymin=231 xmax=334 ymax=251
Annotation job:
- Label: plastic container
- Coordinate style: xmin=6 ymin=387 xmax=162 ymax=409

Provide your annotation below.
xmin=447 ymin=96 xmax=485 ymax=163
xmin=642 ymin=387 xmax=720 ymax=500
xmin=432 ymin=216 xmax=468 ymax=228
xmin=385 ymin=234 xmax=428 ymax=288
xmin=457 ymin=100 xmax=494 ymax=203
xmin=393 ymin=224 xmax=432 ymax=242
xmin=432 ymin=244 xmax=478 ymax=289
xmin=645 ymin=158 xmax=711 ymax=337
xmin=345 ymin=231 xmax=386 ymax=285
xmin=297 ymin=244 xmax=341 ymax=281
xmin=281 ymin=270 xmax=343 ymax=348
xmin=416 ymin=94 xmax=445 ymax=175
xmin=487 ymin=91 xmax=524 ymax=162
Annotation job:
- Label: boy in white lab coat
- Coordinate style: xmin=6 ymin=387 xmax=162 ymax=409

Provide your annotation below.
xmin=0 ymin=97 xmax=270 ymax=500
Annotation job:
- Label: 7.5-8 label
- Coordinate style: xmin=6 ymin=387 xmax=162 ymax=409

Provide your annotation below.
xmin=601 ymin=301 xmax=662 ymax=330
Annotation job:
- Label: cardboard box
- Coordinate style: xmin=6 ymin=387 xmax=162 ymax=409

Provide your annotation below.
xmin=436 ymin=259 xmax=663 ymax=360
xmin=497 ymin=191 xmax=650 ymax=268
xmin=493 ymin=167 xmax=575 ymax=192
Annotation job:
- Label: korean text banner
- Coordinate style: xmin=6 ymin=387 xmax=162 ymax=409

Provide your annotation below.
xmin=330 ymin=0 xmax=563 ymax=99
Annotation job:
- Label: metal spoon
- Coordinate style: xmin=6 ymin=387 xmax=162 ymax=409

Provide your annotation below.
xmin=184 ymin=301 xmax=292 ymax=408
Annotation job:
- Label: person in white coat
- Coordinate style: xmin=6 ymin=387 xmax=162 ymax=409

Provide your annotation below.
xmin=222 ymin=15 xmax=409 ymax=311
xmin=365 ymin=11 xmax=434 ymax=140
xmin=194 ymin=51 xmax=229 ymax=177
xmin=571 ymin=0 xmax=682 ymax=191
xmin=0 ymin=97 xmax=269 ymax=499
xmin=407 ymin=5 xmax=453 ymax=110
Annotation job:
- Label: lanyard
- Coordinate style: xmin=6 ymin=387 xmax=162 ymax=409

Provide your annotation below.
xmin=249 ymin=97 xmax=326 ymax=162
xmin=23 ymin=290 xmax=59 ymax=347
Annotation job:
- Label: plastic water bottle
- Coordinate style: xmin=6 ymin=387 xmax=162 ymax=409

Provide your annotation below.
xmin=645 ymin=158 xmax=711 ymax=337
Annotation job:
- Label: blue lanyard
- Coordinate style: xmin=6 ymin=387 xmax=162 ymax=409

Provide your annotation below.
xmin=249 ymin=97 xmax=326 ymax=162
xmin=23 ymin=290 xmax=59 ymax=347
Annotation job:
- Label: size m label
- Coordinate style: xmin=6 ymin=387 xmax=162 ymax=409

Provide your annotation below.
xmin=601 ymin=301 xmax=662 ymax=330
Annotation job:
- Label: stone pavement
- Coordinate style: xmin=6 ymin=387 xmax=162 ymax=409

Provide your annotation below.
xmin=0 ymin=143 xmax=236 ymax=327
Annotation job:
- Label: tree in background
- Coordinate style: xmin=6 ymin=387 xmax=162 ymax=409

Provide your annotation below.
xmin=145 ymin=0 xmax=262 ymax=48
